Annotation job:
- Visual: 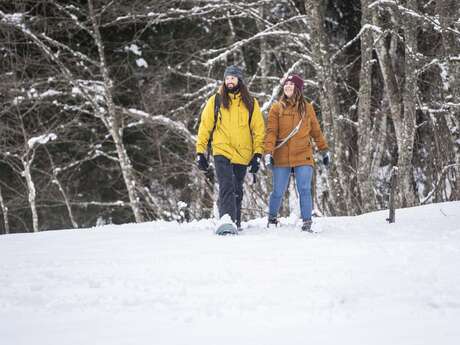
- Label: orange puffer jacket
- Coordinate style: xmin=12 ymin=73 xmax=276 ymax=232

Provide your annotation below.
xmin=264 ymin=100 xmax=328 ymax=167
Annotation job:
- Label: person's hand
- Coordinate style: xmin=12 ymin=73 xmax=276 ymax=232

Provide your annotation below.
xmin=321 ymin=150 xmax=331 ymax=166
xmin=196 ymin=153 xmax=209 ymax=171
xmin=249 ymin=153 xmax=262 ymax=173
xmin=264 ymin=154 xmax=274 ymax=168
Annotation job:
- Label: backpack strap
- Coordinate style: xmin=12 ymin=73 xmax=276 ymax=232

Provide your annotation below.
xmin=213 ymin=93 xmax=221 ymax=131
xmin=248 ymin=99 xmax=254 ymax=126
xmin=207 ymin=93 xmax=221 ymax=152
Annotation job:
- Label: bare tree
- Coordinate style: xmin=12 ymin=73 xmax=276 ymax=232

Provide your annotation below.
xmin=357 ymin=0 xmax=378 ymax=212
xmin=88 ymin=0 xmax=144 ymax=222
xmin=436 ymin=0 xmax=460 ymax=199
xmin=370 ymin=1 xmax=417 ymax=208
xmin=305 ymin=0 xmax=350 ymax=215
xmin=0 ymin=186 xmax=9 ymax=234
xmin=1 ymin=108 xmax=58 ymax=232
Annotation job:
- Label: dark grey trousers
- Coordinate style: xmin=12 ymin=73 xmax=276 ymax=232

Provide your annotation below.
xmin=214 ymin=155 xmax=247 ymax=227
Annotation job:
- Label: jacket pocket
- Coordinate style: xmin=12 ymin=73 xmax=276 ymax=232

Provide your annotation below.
xmin=273 ymin=145 xmax=288 ymax=164
xmin=239 ymin=109 xmax=249 ymax=127
xmin=237 ymin=146 xmax=252 ymax=162
xmin=294 ymin=133 xmax=308 ymax=146
xmin=290 ymin=134 xmax=309 ymax=156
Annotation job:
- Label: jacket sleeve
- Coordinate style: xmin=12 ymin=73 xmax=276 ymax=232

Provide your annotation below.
xmin=250 ymin=99 xmax=266 ymax=155
xmin=196 ymin=95 xmax=216 ymax=154
xmin=308 ymin=102 xmax=328 ymax=151
xmin=264 ymin=102 xmax=280 ymax=154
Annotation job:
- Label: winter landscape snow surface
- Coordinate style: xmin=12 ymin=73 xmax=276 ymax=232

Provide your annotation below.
xmin=1 ymin=201 xmax=460 ymax=345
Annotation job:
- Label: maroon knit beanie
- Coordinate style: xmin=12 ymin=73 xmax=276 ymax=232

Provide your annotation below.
xmin=284 ymin=74 xmax=304 ymax=92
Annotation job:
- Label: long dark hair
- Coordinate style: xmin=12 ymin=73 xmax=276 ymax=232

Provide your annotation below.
xmin=219 ymin=81 xmax=254 ymax=112
xmin=279 ymin=87 xmax=306 ymax=118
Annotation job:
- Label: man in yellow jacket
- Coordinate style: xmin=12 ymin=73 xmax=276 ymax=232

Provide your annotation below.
xmin=196 ymin=65 xmax=265 ymax=231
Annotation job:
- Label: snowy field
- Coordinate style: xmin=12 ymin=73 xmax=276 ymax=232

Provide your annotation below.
xmin=1 ymin=201 xmax=460 ymax=345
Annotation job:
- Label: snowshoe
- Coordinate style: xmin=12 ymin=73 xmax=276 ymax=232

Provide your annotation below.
xmin=215 ymin=223 xmax=238 ymax=236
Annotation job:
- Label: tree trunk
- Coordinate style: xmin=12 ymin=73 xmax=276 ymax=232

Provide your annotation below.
xmin=0 ymin=187 xmax=9 ymax=234
xmin=257 ymin=4 xmax=270 ymax=93
xmin=372 ymin=4 xmax=417 ymax=208
xmin=437 ymin=0 xmax=460 ymax=199
xmin=357 ymin=0 xmax=377 ymax=213
xmin=306 ymin=0 xmax=349 ymax=216
xmin=371 ymin=102 xmax=388 ymax=199
xmin=46 ymin=150 xmax=78 ymax=228
xmin=398 ymin=0 xmax=418 ymax=207
xmin=22 ymin=155 xmax=39 ymax=232
xmin=88 ymin=0 xmax=144 ymax=223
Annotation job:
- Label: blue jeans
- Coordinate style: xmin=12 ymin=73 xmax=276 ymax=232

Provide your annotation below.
xmin=268 ymin=165 xmax=314 ymax=221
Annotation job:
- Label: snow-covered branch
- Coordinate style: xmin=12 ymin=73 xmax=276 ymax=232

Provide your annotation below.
xmin=369 ymin=1 xmax=460 ymax=35
xmin=331 ymin=24 xmax=383 ymax=61
xmin=120 ymin=107 xmax=196 ymax=144
xmin=203 ymin=14 xmax=310 ymax=66
xmin=421 ymin=164 xmax=460 ymax=204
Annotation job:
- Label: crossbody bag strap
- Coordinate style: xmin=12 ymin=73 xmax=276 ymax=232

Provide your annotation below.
xmin=274 ymin=117 xmax=303 ymax=150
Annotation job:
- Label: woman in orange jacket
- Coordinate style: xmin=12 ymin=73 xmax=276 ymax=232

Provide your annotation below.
xmin=264 ymin=75 xmax=330 ymax=232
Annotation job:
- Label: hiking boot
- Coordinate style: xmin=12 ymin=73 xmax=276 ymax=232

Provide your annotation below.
xmin=301 ymin=219 xmax=313 ymax=232
xmin=267 ymin=216 xmax=278 ymax=228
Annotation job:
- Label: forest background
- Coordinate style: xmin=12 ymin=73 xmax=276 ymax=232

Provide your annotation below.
xmin=0 ymin=0 xmax=458 ymax=233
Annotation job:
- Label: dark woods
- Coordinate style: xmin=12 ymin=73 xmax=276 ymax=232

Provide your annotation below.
xmin=0 ymin=0 xmax=458 ymax=233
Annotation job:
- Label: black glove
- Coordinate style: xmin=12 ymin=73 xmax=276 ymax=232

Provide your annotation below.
xmin=321 ymin=150 xmax=331 ymax=166
xmin=249 ymin=153 xmax=262 ymax=173
xmin=196 ymin=153 xmax=209 ymax=171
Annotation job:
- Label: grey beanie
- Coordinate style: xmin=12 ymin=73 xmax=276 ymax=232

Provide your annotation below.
xmin=224 ymin=65 xmax=243 ymax=81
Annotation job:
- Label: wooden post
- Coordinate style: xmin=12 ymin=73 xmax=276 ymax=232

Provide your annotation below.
xmin=387 ymin=166 xmax=398 ymax=223
xmin=0 ymin=187 xmax=9 ymax=234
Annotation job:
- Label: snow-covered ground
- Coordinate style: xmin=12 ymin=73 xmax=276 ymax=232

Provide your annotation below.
xmin=1 ymin=202 xmax=460 ymax=345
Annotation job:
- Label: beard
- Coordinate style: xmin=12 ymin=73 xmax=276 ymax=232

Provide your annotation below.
xmin=225 ymin=82 xmax=240 ymax=93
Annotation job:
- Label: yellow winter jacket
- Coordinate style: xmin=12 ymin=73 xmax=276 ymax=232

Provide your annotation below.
xmin=196 ymin=92 xmax=265 ymax=165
